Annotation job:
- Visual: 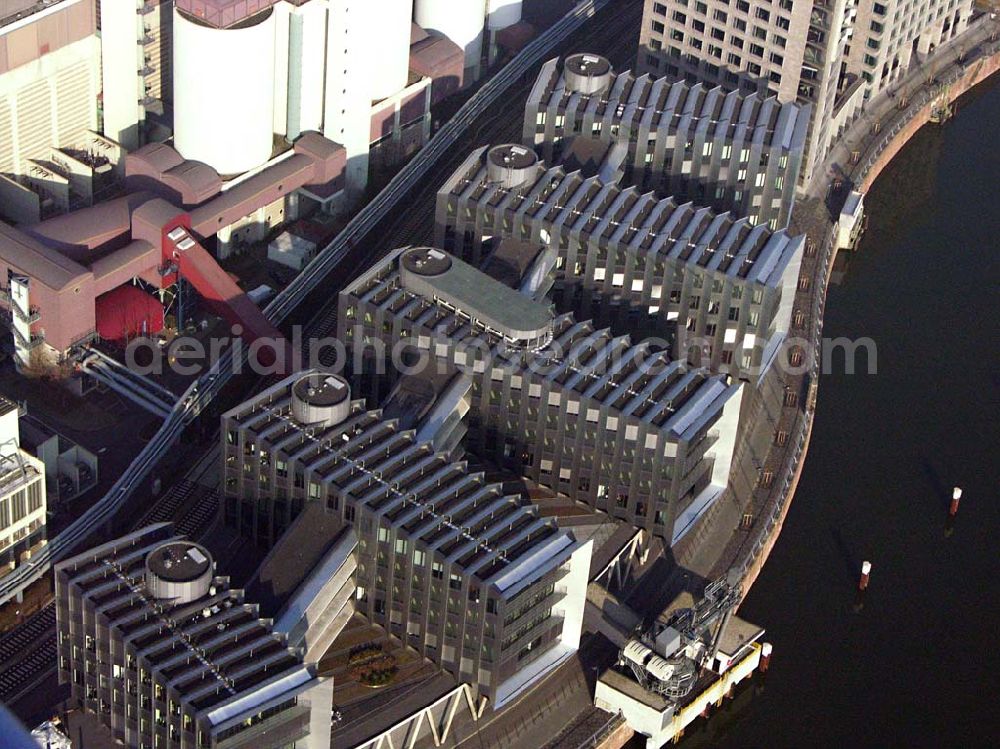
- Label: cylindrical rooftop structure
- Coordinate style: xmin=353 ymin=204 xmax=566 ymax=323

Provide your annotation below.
xmin=145 ymin=541 xmax=214 ymax=605
xmin=564 ymin=53 xmax=613 ymax=94
xmin=173 ymin=8 xmax=277 ymax=176
xmin=486 ymin=144 xmax=539 ymax=188
xmin=291 ymin=372 xmax=352 ymax=428
xmin=414 ymin=0 xmax=487 ymax=81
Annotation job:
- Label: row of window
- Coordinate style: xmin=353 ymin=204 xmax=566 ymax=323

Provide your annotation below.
xmin=0 ymin=480 xmax=44 ymax=531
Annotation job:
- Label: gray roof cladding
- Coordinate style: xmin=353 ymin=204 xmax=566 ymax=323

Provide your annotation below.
xmin=399 ymin=247 xmax=553 ymax=343
xmin=0 ymin=220 xmax=91 ymax=291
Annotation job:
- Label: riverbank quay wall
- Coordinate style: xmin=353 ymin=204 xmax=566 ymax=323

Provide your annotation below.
xmin=724 ymin=20 xmax=1000 ymax=597
xmin=857 ymin=43 xmax=1000 ymax=193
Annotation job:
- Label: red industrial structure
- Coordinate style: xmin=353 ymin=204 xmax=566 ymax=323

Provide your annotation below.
xmin=0 ymin=132 xmax=345 ymax=372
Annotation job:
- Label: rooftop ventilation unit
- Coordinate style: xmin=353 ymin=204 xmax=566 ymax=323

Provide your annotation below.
xmin=564 ymin=53 xmax=613 ymax=94
xmin=145 ymin=541 xmax=214 ymax=604
xmin=486 ymin=144 xmax=540 ymax=188
xmin=291 ymin=373 xmax=351 ymax=428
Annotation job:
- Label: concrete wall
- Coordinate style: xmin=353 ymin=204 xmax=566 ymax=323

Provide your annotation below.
xmin=861 ymin=49 xmax=1000 ymax=192
xmin=0 ymin=35 xmax=99 ymax=175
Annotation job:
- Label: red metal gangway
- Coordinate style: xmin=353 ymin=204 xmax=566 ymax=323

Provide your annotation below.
xmin=164 ymin=222 xmax=297 ymax=373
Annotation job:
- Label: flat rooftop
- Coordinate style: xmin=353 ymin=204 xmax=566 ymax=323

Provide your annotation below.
xmin=146 ymin=542 xmax=212 ymax=583
xmin=480 ymin=237 xmax=546 ymax=289
xmin=0 ymin=0 xmax=47 ymax=28
xmin=399 ymin=247 xmax=553 ymax=343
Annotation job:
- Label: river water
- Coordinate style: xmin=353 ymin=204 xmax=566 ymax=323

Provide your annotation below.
xmin=680 ymin=76 xmax=1000 ymax=747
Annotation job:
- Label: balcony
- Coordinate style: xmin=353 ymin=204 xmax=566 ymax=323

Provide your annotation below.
xmin=0 ymin=301 xmax=41 ymax=325
xmin=215 ymin=704 xmax=310 ymax=749
xmin=500 ymin=614 xmax=564 ymax=658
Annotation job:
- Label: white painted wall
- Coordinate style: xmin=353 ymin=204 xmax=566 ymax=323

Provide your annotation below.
xmin=173 ymin=9 xmax=276 ymax=175
xmin=414 ymin=0 xmax=488 ymax=80
xmin=555 ymin=538 xmax=593 ymax=651
xmin=709 ymin=383 xmax=745 ymax=487
xmin=297 ymin=2 xmax=329 ymax=134
xmin=0 ymin=37 xmax=99 ymax=175
xmin=324 ymin=0 xmax=371 ymax=197
xmin=100 ymin=1 xmax=142 ymax=150
xmin=272 ymin=2 xmax=291 ymax=136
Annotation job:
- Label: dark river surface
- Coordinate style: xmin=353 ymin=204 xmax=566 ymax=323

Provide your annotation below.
xmin=683 ymin=75 xmax=1000 ymax=747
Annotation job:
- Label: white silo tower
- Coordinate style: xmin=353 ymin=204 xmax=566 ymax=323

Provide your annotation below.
xmin=365 ymin=0 xmax=414 ymax=101
xmin=414 ymin=0 xmax=489 ymax=83
xmin=173 ymin=7 xmax=277 ymax=175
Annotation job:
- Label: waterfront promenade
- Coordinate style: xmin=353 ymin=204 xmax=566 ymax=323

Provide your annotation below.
xmin=713 ymin=13 xmax=1000 ymax=592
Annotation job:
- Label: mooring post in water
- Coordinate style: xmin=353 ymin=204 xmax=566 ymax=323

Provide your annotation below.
xmin=950 ymin=486 xmax=963 ymax=518
xmin=859 ymin=561 xmax=872 ymax=591
xmin=760 ymin=642 xmax=773 ymax=672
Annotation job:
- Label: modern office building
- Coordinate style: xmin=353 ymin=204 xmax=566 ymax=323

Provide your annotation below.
xmin=636 ymin=0 xmax=866 ymax=189
xmin=54 ymin=523 xmax=333 ymax=749
xmin=0 ymin=395 xmax=46 ymax=578
xmin=436 ymin=144 xmax=805 ymax=378
xmin=222 ymin=370 xmax=592 ymax=707
xmin=844 ymin=0 xmax=973 ymax=98
xmin=524 ymin=53 xmax=809 ymax=228
xmin=338 ymin=247 xmax=745 ymax=543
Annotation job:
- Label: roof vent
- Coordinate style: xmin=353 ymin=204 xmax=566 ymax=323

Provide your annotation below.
xmin=291 ymin=372 xmax=351 ymax=428
xmin=145 ymin=541 xmax=214 ymax=604
xmin=486 ymin=144 xmax=540 ymax=188
xmin=564 ymin=53 xmax=613 ymax=94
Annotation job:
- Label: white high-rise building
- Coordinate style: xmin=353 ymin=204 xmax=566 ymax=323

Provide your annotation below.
xmin=0 ymin=396 xmax=46 ymax=579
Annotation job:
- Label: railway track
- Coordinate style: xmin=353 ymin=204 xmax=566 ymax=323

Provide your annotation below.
xmin=0 ymin=0 xmax=644 ymax=717
xmin=175 ymin=489 xmax=221 ymax=539
xmin=134 ymin=479 xmax=198 ymax=529
xmin=0 ymin=603 xmax=57 ymax=705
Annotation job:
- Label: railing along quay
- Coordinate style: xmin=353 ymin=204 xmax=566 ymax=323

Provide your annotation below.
xmin=728 ymin=18 xmax=1000 ymax=587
